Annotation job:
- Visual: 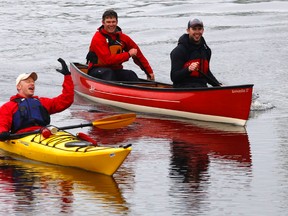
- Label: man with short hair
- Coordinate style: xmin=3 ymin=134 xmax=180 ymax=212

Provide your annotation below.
xmin=86 ymin=9 xmax=155 ymax=81
xmin=0 ymin=58 xmax=74 ymax=140
xmin=170 ymin=18 xmax=221 ymax=88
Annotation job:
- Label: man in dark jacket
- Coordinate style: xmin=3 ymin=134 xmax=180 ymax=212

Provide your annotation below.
xmin=170 ymin=18 xmax=221 ymax=88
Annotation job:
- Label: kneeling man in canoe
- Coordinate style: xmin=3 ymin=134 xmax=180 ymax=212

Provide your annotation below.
xmin=86 ymin=9 xmax=155 ymax=81
xmin=0 ymin=58 xmax=74 ymax=140
xmin=170 ymin=18 xmax=222 ymax=88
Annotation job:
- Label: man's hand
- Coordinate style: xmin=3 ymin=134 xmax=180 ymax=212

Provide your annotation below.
xmin=147 ymin=73 xmax=155 ymax=81
xmin=128 ymin=48 xmax=137 ymax=57
xmin=188 ymin=62 xmax=199 ymax=72
xmin=56 ymin=58 xmax=71 ymax=75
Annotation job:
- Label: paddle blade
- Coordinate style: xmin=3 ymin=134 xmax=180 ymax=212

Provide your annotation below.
xmin=92 ymin=113 xmax=136 ymax=129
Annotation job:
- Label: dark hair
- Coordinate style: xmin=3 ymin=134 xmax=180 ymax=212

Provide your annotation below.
xmin=102 ymin=9 xmax=118 ymax=21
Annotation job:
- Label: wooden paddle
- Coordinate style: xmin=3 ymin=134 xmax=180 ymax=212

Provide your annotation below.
xmin=7 ymin=113 xmax=136 ymax=140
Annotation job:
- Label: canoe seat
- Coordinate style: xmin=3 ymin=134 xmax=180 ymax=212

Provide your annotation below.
xmin=80 ymin=68 xmax=88 ymax=74
xmin=65 ymin=141 xmax=91 ymax=148
xmin=73 ymin=63 xmax=89 ymax=74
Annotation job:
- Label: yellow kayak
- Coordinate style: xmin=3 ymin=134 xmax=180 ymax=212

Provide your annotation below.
xmin=0 ymin=130 xmax=131 ymax=176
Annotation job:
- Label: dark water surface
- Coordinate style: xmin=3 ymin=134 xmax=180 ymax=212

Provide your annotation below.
xmin=1 ymin=0 xmax=288 ymax=215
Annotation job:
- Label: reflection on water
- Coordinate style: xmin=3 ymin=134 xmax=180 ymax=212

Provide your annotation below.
xmin=170 ymin=128 xmax=251 ymax=182
xmin=71 ymin=109 xmax=252 ymax=214
xmin=167 ymin=122 xmax=252 ymax=213
xmin=0 ymin=156 xmax=127 ymax=215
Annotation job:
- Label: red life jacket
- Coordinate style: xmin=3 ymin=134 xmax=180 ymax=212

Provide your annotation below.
xmin=183 ymin=58 xmax=209 ymax=77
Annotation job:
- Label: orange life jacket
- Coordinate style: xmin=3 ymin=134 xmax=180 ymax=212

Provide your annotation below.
xmin=86 ymin=33 xmax=123 ymax=65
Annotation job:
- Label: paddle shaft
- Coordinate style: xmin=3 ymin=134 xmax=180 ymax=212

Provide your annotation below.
xmin=198 ymin=56 xmax=221 ymax=87
xmin=7 ymin=113 xmax=136 ymax=140
xmin=133 ymin=56 xmax=152 ymax=79
xmin=60 ymin=123 xmax=92 ymax=130
xmin=7 ymin=123 xmax=94 ymax=140
xmin=198 ymin=69 xmax=221 ymax=87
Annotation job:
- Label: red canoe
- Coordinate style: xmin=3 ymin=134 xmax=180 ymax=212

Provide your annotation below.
xmin=70 ymin=63 xmax=254 ymax=126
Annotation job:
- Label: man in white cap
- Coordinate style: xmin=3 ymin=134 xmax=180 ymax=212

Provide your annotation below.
xmin=170 ymin=18 xmax=221 ymax=88
xmin=15 ymin=72 xmax=38 ymax=98
xmin=0 ymin=58 xmax=74 ymax=140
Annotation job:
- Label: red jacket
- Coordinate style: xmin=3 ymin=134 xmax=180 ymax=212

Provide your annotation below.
xmin=0 ymin=75 xmax=74 ymax=133
xmin=88 ymin=26 xmax=153 ymax=75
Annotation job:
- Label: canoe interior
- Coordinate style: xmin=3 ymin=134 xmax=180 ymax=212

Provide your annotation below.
xmin=73 ymin=63 xmax=173 ymax=88
xmin=72 ymin=63 xmax=253 ymax=91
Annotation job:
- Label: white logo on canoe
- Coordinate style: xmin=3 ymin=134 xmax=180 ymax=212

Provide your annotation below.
xmin=232 ymin=89 xmax=249 ymax=93
xmin=89 ymin=85 xmax=96 ymax=93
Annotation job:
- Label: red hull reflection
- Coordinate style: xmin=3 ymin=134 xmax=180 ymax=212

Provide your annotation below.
xmin=71 ymin=110 xmax=251 ymax=165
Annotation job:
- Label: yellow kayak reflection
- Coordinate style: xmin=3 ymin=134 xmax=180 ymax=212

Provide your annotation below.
xmin=0 ymin=155 xmax=128 ymax=213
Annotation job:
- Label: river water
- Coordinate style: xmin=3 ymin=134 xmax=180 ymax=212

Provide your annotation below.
xmin=0 ymin=0 xmax=288 ymax=215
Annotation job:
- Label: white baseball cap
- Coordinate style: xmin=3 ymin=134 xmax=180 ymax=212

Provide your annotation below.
xmin=16 ymin=72 xmax=38 ymax=86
